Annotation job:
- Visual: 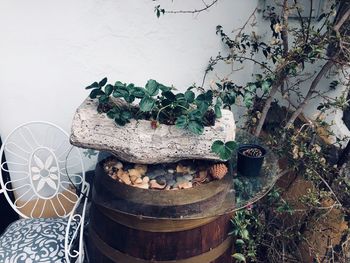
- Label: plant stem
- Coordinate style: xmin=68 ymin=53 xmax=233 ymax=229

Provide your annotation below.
xmin=156 ymin=104 xmax=189 ymax=122
xmin=254 ymin=80 xmax=280 ymax=137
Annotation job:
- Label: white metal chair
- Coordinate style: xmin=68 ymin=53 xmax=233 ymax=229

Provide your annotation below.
xmin=0 ymin=121 xmax=90 ymax=263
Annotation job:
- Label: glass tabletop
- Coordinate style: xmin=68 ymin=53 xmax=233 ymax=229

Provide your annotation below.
xmin=84 ymin=130 xmax=282 ymax=220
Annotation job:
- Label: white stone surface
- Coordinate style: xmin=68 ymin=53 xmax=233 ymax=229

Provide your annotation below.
xmin=70 ymin=98 xmax=236 ymax=163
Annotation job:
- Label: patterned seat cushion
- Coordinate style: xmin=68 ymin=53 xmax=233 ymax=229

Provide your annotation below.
xmin=0 ymin=217 xmax=76 ymax=263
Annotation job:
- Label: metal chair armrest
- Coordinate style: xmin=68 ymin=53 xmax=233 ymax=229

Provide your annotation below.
xmin=65 ymin=182 xmax=90 ymax=263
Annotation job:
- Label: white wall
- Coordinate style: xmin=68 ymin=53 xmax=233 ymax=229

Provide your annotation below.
xmin=0 ymin=0 xmax=258 ymax=140
xmin=1 ymin=0 xmax=347 ymax=154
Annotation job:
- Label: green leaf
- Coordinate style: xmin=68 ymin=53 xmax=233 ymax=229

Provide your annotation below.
xmin=104 ymin=84 xmax=114 ymax=96
xmin=211 ymin=140 xmax=225 ymax=153
xmin=215 ymin=106 xmax=222 ymax=118
xmin=225 ymin=141 xmax=237 ymax=151
xmin=232 ymin=253 xmax=246 ymax=262
xmin=216 ymin=82 xmax=223 ymax=89
xmin=261 ymin=80 xmax=271 ymax=94
xmin=247 ymin=83 xmax=256 ymax=92
xmin=197 ymin=101 xmax=210 ymax=115
xmin=215 ymin=98 xmax=223 ymax=118
xmin=188 ymin=109 xmax=202 ymax=120
xmin=127 ymin=83 xmax=135 ymax=89
xmin=113 ymin=87 xmax=129 ymax=98
xmin=241 ymin=229 xmax=249 ymax=240
xmin=159 ymin=84 xmax=171 ymax=92
xmin=222 ymin=91 xmax=236 ymax=106
xmin=85 ymin=81 xmax=99 ymax=89
xmin=139 ymin=97 xmax=155 ymax=112
xmin=205 ymin=90 xmax=213 ymax=104
xmin=107 ymin=108 xmax=117 ymax=119
xmin=163 ymin=91 xmax=176 ymax=101
xmin=145 ymin=79 xmax=159 ymax=96
xmin=89 ymin=89 xmax=105 ymax=99
xmin=124 ymin=94 xmax=135 ymax=103
xmin=121 ymin=110 xmax=132 ymax=120
xmin=114 ymin=81 xmax=125 ymax=88
xmin=175 ymin=93 xmax=185 ymax=99
xmin=211 ymin=140 xmax=236 ymax=160
xmin=98 ymin=94 xmax=109 ymax=104
xmin=188 ymin=121 xmax=204 ymax=134
xmin=115 ymin=117 xmax=127 ymax=126
xmin=235 ymin=239 xmax=245 ymax=245
xmin=184 ymin=90 xmax=195 ymax=103
xmin=131 ymin=87 xmax=146 ymax=98
xmin=175 ymin=115 xmax=188 ymax=129
xmin=99 ymin=77 xmax=107 ymax=87
xmin=243 ymin=93 xmax=253 ymax=108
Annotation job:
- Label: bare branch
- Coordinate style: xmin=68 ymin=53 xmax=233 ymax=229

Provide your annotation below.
xmin=284 ymin=60 xmax=334 ymax=129
xmin=164 ymin=0 xmax=219 ymax=14
xmin=255 ymin=1 xmax=290 ymax=137
xmin=281 ymin=0 xmax=289 ymax=56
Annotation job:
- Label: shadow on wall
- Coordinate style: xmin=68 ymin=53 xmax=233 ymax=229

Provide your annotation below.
xmin=0 ymin=136 xmax=19 ymax=234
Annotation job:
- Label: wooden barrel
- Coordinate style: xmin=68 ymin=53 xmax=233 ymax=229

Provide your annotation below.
xmin=88 ymin=160 xmax=233 ymax=263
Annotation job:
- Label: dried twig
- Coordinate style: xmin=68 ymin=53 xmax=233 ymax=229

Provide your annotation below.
xmin=163 ymin=0 xmax=219 ymax=14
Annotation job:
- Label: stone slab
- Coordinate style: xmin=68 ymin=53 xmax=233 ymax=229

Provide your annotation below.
xmin=70 ymin=98 xmax=236 ymax=164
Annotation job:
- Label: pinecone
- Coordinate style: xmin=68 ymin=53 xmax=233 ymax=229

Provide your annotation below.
xmin=203 ymin=109 xmax=216 ymax=126
xmin=242 ymin=148 xmax=262 ymax=157
xmin=209 ymin=163 xmax=228 ymax=180
xmin=97 ymin=102 xmax=113 ymax=113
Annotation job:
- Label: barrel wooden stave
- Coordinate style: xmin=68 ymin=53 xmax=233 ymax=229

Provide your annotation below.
xmin=89 ymin=160 xmax=234 ymax=262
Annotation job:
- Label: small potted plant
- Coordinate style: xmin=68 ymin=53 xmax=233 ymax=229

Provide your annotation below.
xmin=237 ymin=144 xmax=267 ymax=176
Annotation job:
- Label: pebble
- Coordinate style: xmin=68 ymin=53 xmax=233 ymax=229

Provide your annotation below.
xmin=104 ymin=158 xmax=211 ymax=191
xmin=129 ymin=169 xmax=142 ymax=178
xmin=188 ymin=169 xmax=196 ymax=175
xmin=118 ymin=172 xmax=131 ymax=185
xmin=134 ymin=164 xmax=147 ymax=175
xmin=134 ymin=178 xmax=143 ymax=184
xmin=178 ymin=181 xmax=192 ymax=189
xmin=142 ymin=176 xmax=150 ymax=183
xmin=155 ymin=176 xmax=167 ymax=185
xmin=150 ymin=179 xmax=166 ymax=189
xmin=130 ymin=175 xmax=139 ymax=183
xmin=148 ymin=169 xmax=165 ymax=179
xmin=167 ymin=179 xmax=176 ymax=187
xmin=164 ymin=173 xmax=174 ymax=181
xmin=176 ymin=176 xmax=188 ymax=183
xmin=115 ymin=161 xmax=123 ymax=170
xmin=183 ymin=175 xmax=193 ymax=181
xmin=134 ymin=182 xmax=149 ymax=189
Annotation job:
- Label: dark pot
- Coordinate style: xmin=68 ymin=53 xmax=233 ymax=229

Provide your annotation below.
xmin=237 ymin=144 xmax=267 ymax=176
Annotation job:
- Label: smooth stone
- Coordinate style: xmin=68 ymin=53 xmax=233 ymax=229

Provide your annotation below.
xmin=142 ymin=176 xmax=150 ymax=183
xmin=148 ymin=169 xmax=165 ymax=179
xmin=134 ymin=178 xmax=143 ymax=184
xmin=167 ymin=169 xmax=175 ymax=174
xmin=156 ymin=176 xmax=167 ymax=185
xmin=167 ymin=179 xmax=176 ymax=187
xmin=176 ymin=177 xmax=188 ymax=183
xmin=164 ymin=173 xmax=174 ymax=181
xmin=178 ymin=181 xmax=193 ymax=189
xmin=150 ymin=179 xmax=166 ymax=190
xmin=183 ymin=175 xmax=193 ymax=181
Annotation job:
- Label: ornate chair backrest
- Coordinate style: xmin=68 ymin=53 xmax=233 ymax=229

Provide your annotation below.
xmin=0 ymin=121 xmax=85 ymax=219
